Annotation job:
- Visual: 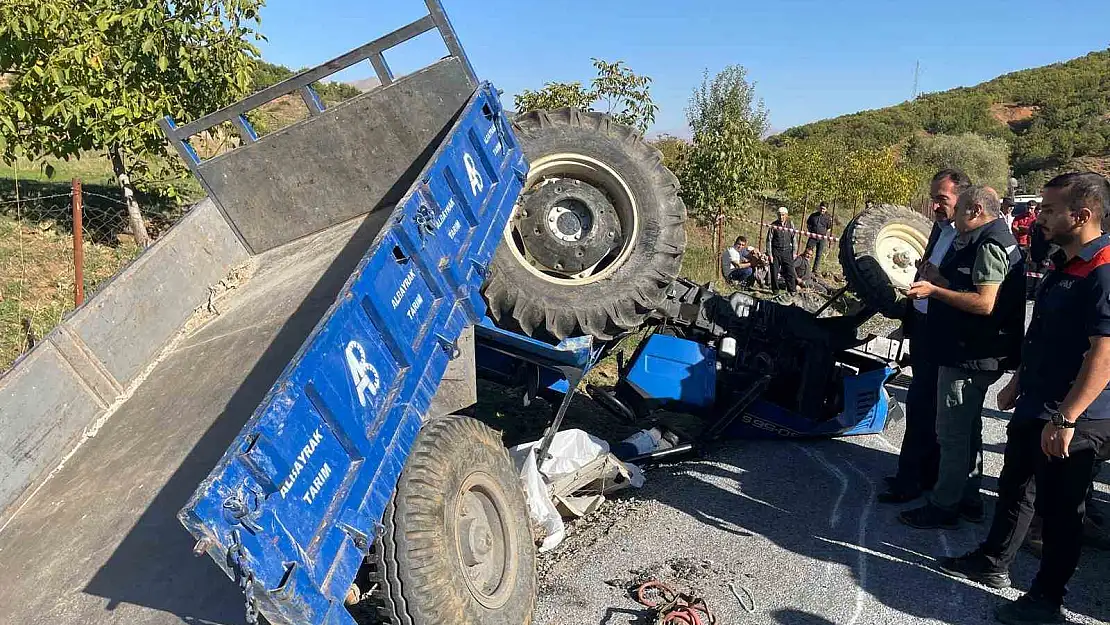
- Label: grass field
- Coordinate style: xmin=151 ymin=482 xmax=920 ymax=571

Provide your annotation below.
xmin=0 ymin=155 xmax=182 ymax=370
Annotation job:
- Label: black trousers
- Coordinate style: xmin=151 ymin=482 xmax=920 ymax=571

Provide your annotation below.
xmin=893 ymin=311 xmax=940 ymax=492
xmin=770 ymin=249 xmax=797 ymax=294
xmin=806 ymin=238 xmax=827 ymax=271
xmin=982 ymin=417 xmax=1110 ymax=603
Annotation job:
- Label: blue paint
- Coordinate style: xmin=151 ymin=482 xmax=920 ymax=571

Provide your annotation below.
xmin=624 ymin=334 xmax=717 ymax=409
xmin=725 ymin=365 xmax=896 ymax=439
xmin=181 ymin=84 xmax=525 ymax=625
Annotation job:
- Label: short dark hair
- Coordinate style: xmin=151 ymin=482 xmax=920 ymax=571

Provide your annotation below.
xmin=734 ymin=235 xmax=747 ymax=246
xmin=1044 ymin=172 xmax=1110 ymax=221
xmin=819 ymin=202 xmax=828 ymax=208
xmin=932 ymin=168 xmax=972 ymax=193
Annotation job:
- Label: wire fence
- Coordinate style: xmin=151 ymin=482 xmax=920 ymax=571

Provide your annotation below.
xmin=0 ymin=178 xmax=181 ymax=371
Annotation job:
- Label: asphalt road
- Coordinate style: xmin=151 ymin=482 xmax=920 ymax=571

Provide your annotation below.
xmin=533 ymin=370 xmax=1110 ymax=625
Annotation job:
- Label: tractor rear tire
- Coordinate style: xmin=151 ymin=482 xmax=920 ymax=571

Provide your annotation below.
xmin=370 ymin=416 xmax=536 ymax=625
xmin=483 ymin=108 xmax=687 ymax=341
xmin=838 ymin=204 xmax=932 ymax=319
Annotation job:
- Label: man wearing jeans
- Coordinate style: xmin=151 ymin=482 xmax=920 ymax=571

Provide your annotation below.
xmin=939 ymin=173 xmax=1110 ymax=624
xmin=900 ymin=185 xmax=1026 ymax=529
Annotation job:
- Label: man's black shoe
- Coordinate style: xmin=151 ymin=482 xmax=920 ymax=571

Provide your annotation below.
xmin=995 ymin=592 xmax=1063 ymax=624
xmin=938 ymin=549 xmax=1010 ymax=589
xmin=960 ymin=498 xmax=986 ymax=523
xmin=878 ymin=488 xmax=922 ymax=504
xmin=899 ymin=504 xmax=959 ymax=530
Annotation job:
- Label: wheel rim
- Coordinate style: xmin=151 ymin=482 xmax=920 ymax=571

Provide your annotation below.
xmin=874 ymin=223 xmax=928 ymax=289
xmin=454 ymin=472 xmax=516 ymax=609
xmin=505 ymin=152 xmax=640 ymax=285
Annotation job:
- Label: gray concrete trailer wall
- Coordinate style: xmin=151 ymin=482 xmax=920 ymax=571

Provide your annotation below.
xmin=0 ymin=199 xmax=249 ymax=523
xmin=0 ymin=57 xmax=476 ymax=527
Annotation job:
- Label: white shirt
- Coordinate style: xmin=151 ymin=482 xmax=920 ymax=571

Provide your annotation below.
xmin=913 ymin=222 xmax=958 ymax=314
xmin=722 ymin=246 xmax=742 ymax=275
xmin=1003 ymin=213 xmax=1015 ymax=229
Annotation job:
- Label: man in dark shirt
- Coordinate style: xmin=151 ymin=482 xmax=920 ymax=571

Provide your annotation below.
xmin=939 ymin=172 xmax=1110 ymax=624
xmin=765 ymin=206 xmax=798 ymax=294
xmin=793 ymin=248 xmax=831 ymax=295
xmin=805 ymin=202 xmax=833 ymax=272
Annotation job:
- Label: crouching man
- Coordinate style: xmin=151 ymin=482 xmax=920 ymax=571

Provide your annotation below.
xmin=940 ymin=172 xmax=1110 ymax=624
xmin=900 ymin=185 xmax=1026 ymax=529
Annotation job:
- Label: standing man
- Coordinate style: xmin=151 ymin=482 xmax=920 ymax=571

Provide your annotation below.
xmin=938 ymin=173 xmax=1110 ymax=623
xmin=1013 ymin=199 xmax=1039 ymax=260
xmin=1001 ymin=197 xmax=1016 ymax=229
xmin=806 ymin=202 xmax=834 ymax=272
xmin=722 ymin=235 xmax=754 ymax=286
xmin=880 ymin=169 xmax=970 ymax=504
xmin=766 ymin=206 xmax=798 ymax=295
xmin=900 ymin=185 xmax=1026 ymax=529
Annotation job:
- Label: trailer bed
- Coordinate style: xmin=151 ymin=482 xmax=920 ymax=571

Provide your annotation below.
xmin=0 ymin=215 xmax=385 ymax=625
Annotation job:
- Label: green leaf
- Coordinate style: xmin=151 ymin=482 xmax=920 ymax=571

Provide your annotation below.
xmin=157 ymin=55 xmax=169 ymax=72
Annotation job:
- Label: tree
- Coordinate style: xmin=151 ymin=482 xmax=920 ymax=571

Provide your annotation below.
xmin=514 ymin=59 xmax=658 ymax=133
xmin=0 ymin=0 xmax=263 ymax=246
xmin=687 ymin=65 xmax=769 ymax=139
xmin=775 ymin=138 xmax=919 ymax=213
xmin=905 ymin=133 xmax=1010 ymax=194
xmin=649 ymin=134 xmax=692 ymax=179
xmin=680 ymin=66 xmax=773 ymax=226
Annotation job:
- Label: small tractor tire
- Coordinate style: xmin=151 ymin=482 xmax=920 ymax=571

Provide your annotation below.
xmin=370 ymin=416 xmax=536 ymax=625
xmin=839 ymin=204 xmax=932 ymax=319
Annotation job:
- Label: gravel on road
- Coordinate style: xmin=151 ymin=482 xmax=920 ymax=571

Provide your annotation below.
xmin=533 ymin=369 xmax=1110 ymax=625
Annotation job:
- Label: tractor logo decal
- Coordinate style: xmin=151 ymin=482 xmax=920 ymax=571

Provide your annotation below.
xmin=463 ymin=152 xmax=484 ymax=196
xmin=345 ymin=340 xmax=381 ymax=407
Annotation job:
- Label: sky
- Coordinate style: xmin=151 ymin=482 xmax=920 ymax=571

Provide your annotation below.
xmin=256 ymin=0 xmax=1110 ymax=137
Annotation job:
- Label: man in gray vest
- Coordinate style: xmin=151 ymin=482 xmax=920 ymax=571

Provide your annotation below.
xmin=900 ymin=185 xmax=1026 ymax=529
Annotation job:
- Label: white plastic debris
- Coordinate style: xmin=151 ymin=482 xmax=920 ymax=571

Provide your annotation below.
xmin=509 ymin=429 xmax=645 ymax=552
xmin=513 ymin=447 xmax=565 ymax=553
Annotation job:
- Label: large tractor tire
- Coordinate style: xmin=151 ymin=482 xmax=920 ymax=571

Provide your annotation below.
xmin=839 ymin=204 xmax=932 ymax=319
xmin=370 ymin=416 xmax=536 ymax=625
xmin=482 ymin=108 xmax=687 ymax=341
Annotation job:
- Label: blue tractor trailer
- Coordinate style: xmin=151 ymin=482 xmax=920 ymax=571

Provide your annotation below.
xmin=0 ymin=2 xmax=925 ymax=624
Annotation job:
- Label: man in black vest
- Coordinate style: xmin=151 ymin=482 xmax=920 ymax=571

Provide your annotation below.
xmin=766 ymin=206 xmax=798 ymax=294
xmin=900 ymin=185 xmax=1026 ymax=529
xmin=939 ymin=173 xmax=1110 ymax=623
xmin=880 ymin=169 xmax=970 ymax=504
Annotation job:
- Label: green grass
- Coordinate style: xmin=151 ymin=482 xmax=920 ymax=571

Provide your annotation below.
xmin=0 ymin=213 xmax=140 ymax=368
xmin=0 ymin=154 xmax=191 ymax=370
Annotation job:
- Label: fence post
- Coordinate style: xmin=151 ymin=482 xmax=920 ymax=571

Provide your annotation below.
xmin=72 ymin=179 xmax=84 ymax=307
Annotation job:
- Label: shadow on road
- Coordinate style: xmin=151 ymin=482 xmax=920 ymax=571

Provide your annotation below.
xmin=772 ymin=608 xmax=838 ymax=625
xmin=630 ymin=432 xmax=1110 ymax=625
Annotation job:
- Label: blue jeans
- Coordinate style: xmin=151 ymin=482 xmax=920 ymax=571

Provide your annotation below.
xmin=727 ymin=267 xmax=753 ymax=283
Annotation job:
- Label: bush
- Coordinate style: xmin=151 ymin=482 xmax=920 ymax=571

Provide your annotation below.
xmin=905 ymin=133 xmax=1011 ymax=192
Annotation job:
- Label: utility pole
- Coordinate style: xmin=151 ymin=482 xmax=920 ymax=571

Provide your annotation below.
xmin=912 ymin=61 xmax=921 ymax=100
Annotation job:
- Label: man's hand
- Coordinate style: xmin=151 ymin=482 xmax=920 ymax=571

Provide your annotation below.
xmin=907 ymin=281 xmax=937 ymax=300
xmin=918 ymin=262 xmax=948 ymax=287
xmin=997 ymin=377 xmax=1020 ymax=411
xmin=1042 ymin=421 xmax=1075 ymax=459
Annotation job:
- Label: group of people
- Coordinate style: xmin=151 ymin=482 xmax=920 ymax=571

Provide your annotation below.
xmin=721 ymin=203 xmax=834 ymax=296
xmin=882 ymin=168 xmax=1110 ymax=623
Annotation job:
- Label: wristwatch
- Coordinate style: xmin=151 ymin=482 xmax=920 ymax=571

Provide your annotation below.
xmin=1047 ymin=404 xmax=1077 ymax=429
